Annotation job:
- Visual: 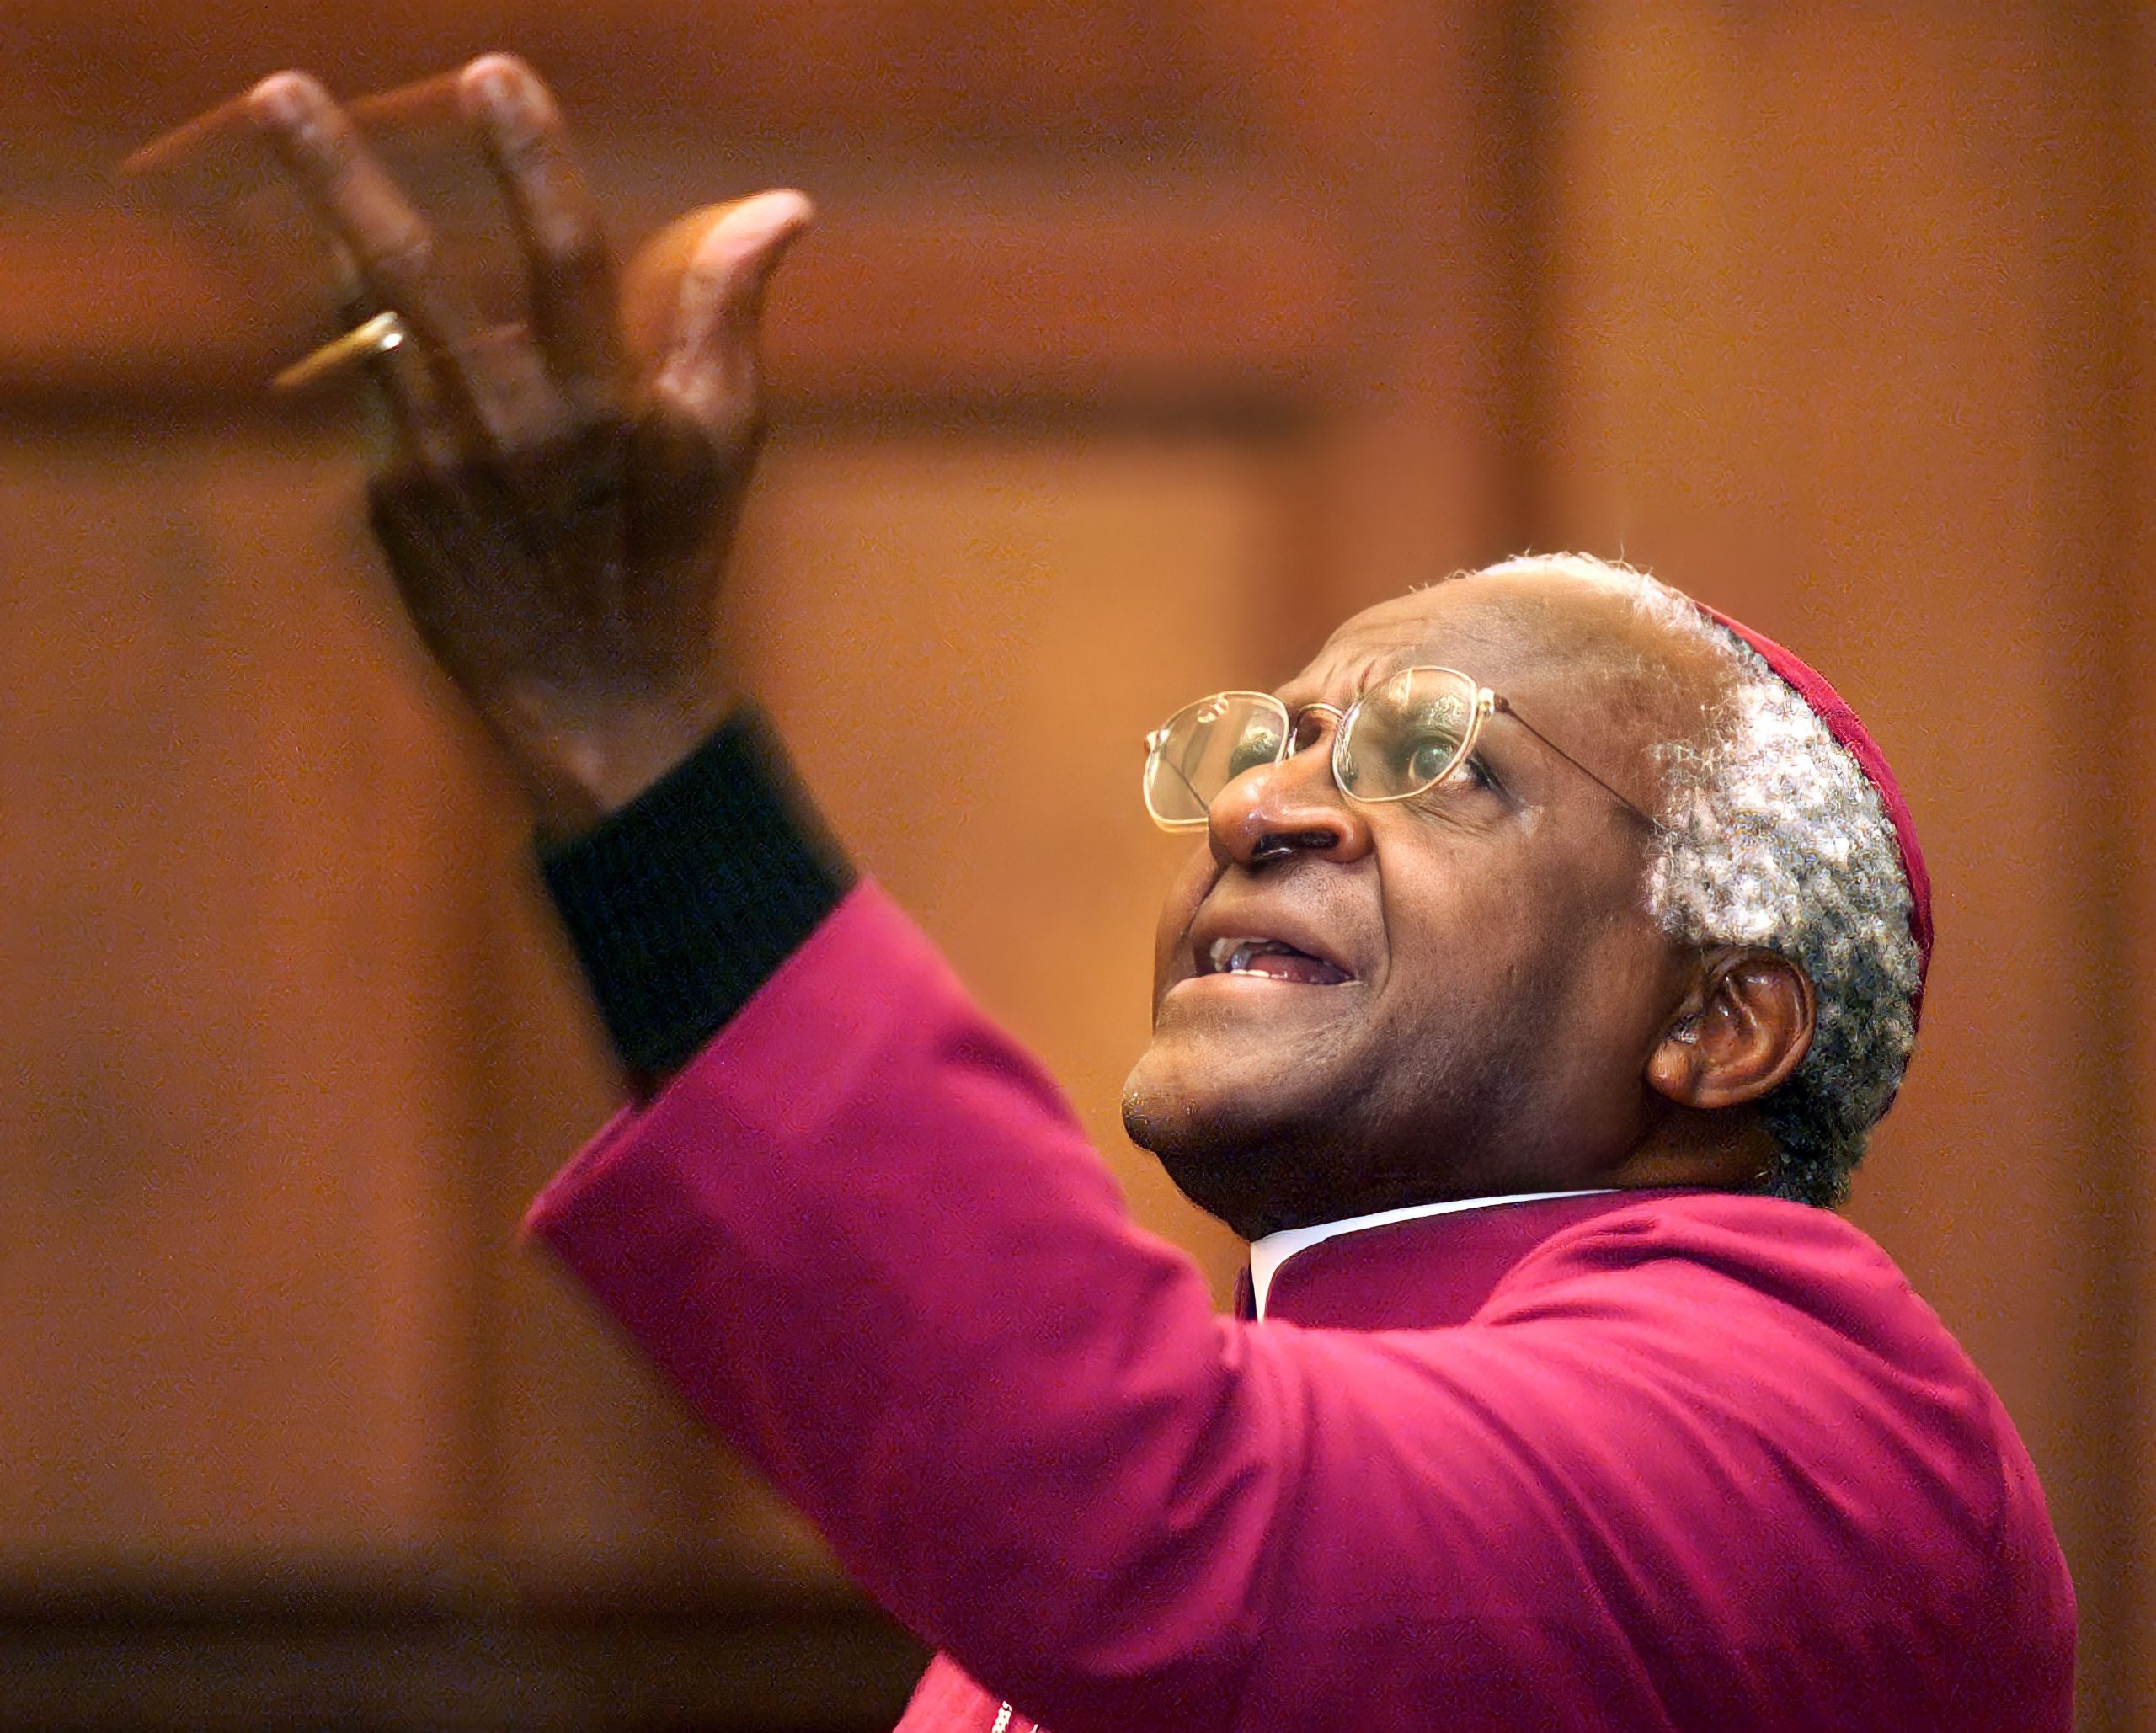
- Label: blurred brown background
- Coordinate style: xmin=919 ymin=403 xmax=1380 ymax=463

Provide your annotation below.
xmin=0 ymin=2 xmax=2150 ymax=1728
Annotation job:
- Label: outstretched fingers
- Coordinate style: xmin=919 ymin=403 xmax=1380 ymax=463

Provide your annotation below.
xmin=246 ymin=68 xmax=561 ymax=456
xmin=460 ymin=55 xmax=622 ymax=415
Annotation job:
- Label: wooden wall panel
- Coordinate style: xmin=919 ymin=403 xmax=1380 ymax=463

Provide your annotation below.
xmin=0 ymin=7 xmax=1363 ymax=411
xmin=1538 ymin=4 xmax=2148 ymax=1722
xmin=0 ymin=428 xmax=486 ymax=1550
xmin=0 ymin=191 xmax=1354 ymax=412
xmin=5 ymin=1 xmax=1245 ymax=153
xmin=2125 ymin=8 xmax=2156 ymax=1719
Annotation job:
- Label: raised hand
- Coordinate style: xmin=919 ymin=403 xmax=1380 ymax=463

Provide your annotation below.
xmin=232 ymin=54 xmax=811 ymax=833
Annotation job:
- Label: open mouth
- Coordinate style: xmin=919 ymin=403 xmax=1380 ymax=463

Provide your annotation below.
xmin=1201 ymin=936 xmax=1354 ymax=986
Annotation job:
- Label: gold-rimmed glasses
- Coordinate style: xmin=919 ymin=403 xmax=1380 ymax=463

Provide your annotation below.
xmin=1140 ymin=665 xmax=1667 ymax=834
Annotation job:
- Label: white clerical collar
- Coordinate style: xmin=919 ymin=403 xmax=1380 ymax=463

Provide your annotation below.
xmin=1247 ymin=1191 xmax=1613 ymax=1320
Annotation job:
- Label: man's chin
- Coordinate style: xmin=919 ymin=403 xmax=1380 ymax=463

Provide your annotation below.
xmin=1120 ymin=1044 xmax=1346 ymax=1239
xmin=1119 ymin=1034 xmax=1290 ymax=1157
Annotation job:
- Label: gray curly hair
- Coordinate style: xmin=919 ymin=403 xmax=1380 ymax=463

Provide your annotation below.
xmin=1477 ymin=554 xmax=1924 ymax=1207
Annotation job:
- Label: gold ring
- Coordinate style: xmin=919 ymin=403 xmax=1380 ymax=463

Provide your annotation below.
xmin=271 ymin=310 xmax=407 ymax=392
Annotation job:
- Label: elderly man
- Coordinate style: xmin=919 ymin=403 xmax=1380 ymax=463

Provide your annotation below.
xmin=223 ymin=54 xmax=2071 ymax=1731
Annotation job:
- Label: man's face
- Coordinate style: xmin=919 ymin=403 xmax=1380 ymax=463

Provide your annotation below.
xmin=1120 ymin=570 xmax=1723 ymax=1238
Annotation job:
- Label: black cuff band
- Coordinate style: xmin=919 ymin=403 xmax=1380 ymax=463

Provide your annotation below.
xmin=539 ymin=708 xmax=856 ymax=1076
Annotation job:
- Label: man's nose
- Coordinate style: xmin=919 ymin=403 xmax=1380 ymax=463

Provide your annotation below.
xmin=1208 ymin=739 xmax=1374 ymax=866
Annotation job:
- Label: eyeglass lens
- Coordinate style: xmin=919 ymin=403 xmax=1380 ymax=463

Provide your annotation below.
xmin=1333 ymin=667 xmax=1477 ymax=802
xmin=1143 ymin=692 xmax=1287 ymax=826
xmin=1143 ymin=668 xmax=1482 ymax=827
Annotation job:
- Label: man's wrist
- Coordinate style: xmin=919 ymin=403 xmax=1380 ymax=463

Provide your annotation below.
xmin=490 ymin=678 xmax=748 ymax=842
xmin=539 ymin=706 xmax=857 ymax=1077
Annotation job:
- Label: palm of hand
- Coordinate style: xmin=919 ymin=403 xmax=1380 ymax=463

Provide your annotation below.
xmin=367 ymin=395 xmax=735 ymax=742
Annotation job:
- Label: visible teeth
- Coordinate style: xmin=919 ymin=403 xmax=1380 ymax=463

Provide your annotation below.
xmin=1200 ymin=932 xmax=1353 ymax=985
xmin=1209 ymin=936 xmax=1291 ymax=973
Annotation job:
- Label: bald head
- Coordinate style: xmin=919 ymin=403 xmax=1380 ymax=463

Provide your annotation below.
xmin=1396 ymin=562 xmax=1743 ymax=791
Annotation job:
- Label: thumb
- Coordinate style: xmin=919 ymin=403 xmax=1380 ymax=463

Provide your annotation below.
xmin=640 ymin=189 xmax=813 ymax=429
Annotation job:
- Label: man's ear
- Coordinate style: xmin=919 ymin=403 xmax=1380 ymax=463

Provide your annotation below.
xmin=1646 ymin=950 xmax=1816 ymax=1110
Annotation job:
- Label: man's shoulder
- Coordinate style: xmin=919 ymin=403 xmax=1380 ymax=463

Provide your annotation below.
xmin=1503 ymin=1186 xmax=1914 ymax=1309
xmin=1467 ymin=1188 xmax=2073 ymax=1694
xmin=1481 ymin=1188 xmax=2003 ymax=1449
xmin=1472 ymin=1190 xmax=1988 ymax=1399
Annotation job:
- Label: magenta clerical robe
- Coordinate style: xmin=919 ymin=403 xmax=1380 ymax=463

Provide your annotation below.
xmin=526 ymin=883 xmax=2074 ymax=1731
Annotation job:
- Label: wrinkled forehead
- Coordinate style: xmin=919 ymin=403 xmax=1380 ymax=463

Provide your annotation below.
xmin=1288 ymin=570 xmax=1727 ymax=745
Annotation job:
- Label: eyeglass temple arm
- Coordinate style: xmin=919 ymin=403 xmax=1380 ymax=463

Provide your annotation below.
xmin=1490 ymin=696 xmax=1674 ymax=837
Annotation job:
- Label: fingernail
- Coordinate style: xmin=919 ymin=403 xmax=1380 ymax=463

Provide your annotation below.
xmin=469 ymin=64 xmax=520 ymax=120
xmin=719 ymin=192 xmax=812 ymax=262
xmin=249 ymin=75 xmax=307 ymax=125
xmin=467 ymin=56 xmax=542 ymax=126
